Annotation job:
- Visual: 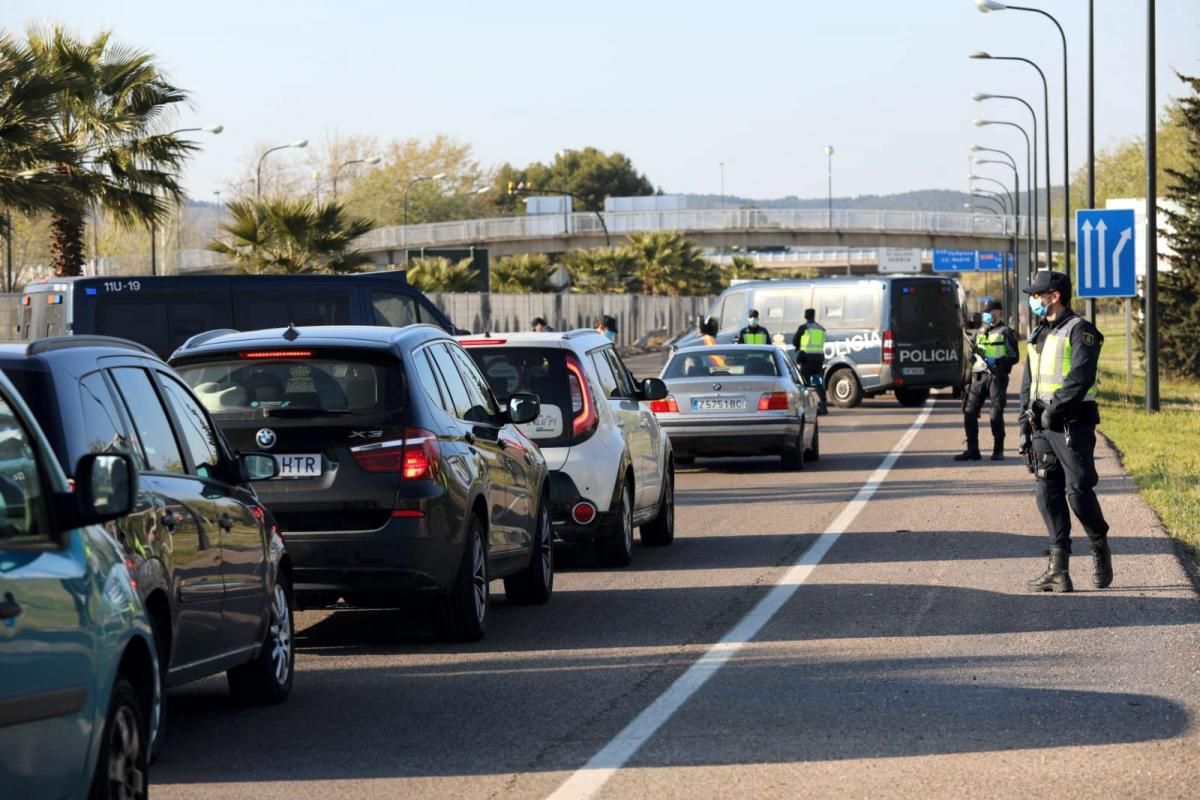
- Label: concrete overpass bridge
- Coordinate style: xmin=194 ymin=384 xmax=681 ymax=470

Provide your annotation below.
xmin=178 ymin=207 xmax=1064 ymax=272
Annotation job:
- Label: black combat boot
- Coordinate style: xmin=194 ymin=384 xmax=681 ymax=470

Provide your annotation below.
xmin=990 ymin=439 xmax=1005 ymax=461
xmin=1090 ymin=538 xmax=1113 ymax=588
xmin=1027 ymin=548 xmax=1073 ymax=593
xmin=953 ymin=445 xmax=982 ymax=461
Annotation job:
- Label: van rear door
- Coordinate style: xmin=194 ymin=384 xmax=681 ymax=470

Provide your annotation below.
xmin=889 ymin=279 xmax=962 ymax=387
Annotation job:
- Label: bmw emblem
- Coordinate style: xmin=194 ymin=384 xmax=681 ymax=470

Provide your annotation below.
xmin=712 ymin=383 xmax=722 ymax=391
xmin=255 ymin=428 xmax=277 ymax=449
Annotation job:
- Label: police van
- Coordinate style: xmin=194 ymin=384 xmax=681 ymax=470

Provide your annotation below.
xmin=677 ymin=276 xmax=966 ymax=407
xmin=16 ymin=272 xmax=460 ymax=359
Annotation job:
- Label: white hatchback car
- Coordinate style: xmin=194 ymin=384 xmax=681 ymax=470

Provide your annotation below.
xmin=460 ymin=330 xmax=674 ymax=566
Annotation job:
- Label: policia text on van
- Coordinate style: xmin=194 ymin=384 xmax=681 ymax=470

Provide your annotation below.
xmin=17 ymin=273 xmax=461 ymax=360
xmin=677 ymin=277 xmax=966 ymax=408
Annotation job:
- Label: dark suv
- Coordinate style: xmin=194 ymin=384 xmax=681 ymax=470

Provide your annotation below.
xmin=169 ymin=324 xmax=552 ymax=642
xmin=0 ymin=337 xmax=294 ymax=729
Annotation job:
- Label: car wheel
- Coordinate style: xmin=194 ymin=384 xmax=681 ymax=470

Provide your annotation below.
xmin=147 ymin=613 xmax=169 ymax=762
xmin=781 ymin=422 xmax=805 ymax=470
xmin=435 ymin=514 xmax=489 ymax=642
xmin=227 ymin=575 xmax=294 ymax=705
xmin=598 ymin=480 xmax=634 ymax=567
xmin=804 ymin=419 xmax=821 ymax=462
xmin=504 ymin=494 xmax=554 ymax=605
xmin=640 ymin=465 xmax=674 ymax=547
xmin=829 ymin=368 xmax=862 ymax=408
xmin=895 ymin=387 xmax=930 ymax=407
xmin=89 ymin=677 xmax=148 ymax=800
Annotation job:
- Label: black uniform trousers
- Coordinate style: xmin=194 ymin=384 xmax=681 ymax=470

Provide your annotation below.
xmin=1032 ymin=417 xmax=1110 ymax=554
xmin=798 ymin=354 xmax=827 ymax=410
xmin=962 ymin=370 xmax=1008 ymax=446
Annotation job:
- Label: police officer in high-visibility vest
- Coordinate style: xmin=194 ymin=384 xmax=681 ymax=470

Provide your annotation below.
xmin=792 ymin=308 xmax=828 ymax=414
xmin=1019 ymin=270 xmax=1112 ymax=593
xmin=954 ymin=300 xmax=1019 ymax=461
xmin=735 ymin=309 xmax=770 ymax=345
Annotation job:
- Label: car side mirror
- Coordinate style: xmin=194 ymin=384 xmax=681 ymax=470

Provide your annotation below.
xmin=641 ymin=377 xmax=668 ymax=401
xmin=239 ymin=452 xmax=280 ymax=482
xmin=507 ymin=392 xmax=540 ymax=425
xmin=73 ymin=453 xmax=137 ymax=523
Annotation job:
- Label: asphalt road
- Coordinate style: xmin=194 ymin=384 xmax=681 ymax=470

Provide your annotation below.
xmin=154 ymin=375 xmax=1200 ymax=799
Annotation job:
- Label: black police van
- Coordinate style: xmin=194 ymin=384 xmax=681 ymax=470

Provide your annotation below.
xmin=16 ymin=272 xmax=461 ymax=359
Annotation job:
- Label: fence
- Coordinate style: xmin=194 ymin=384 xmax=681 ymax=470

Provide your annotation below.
xmin=426 ymin=292 xmax=715 ymax=347
xmin=0 ymin=294 xmax=16 ymax=336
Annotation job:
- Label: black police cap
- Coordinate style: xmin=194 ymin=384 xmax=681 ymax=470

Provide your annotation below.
xmin=1024 ymin=270 xmax=1071 ymax=296
xmin=985 ymin=300 xmax=1003 ymax=312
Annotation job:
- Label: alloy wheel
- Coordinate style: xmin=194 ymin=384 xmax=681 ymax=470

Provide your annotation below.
xmin=472 ymin=531 xmax=488 ymax=624
xmin=269 ymin=583 xmax=292 ymax=687
xmin=107 ymin=704 xmax=145 ymax=800
xmin=622 ymin=486 xmax=633 ymax=553
xmin=538 ymin=505 xmax=553 ymax=585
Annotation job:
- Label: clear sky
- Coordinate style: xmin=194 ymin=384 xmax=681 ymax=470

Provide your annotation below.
xmin=6 ymin=0 xmax=1198 ymax=202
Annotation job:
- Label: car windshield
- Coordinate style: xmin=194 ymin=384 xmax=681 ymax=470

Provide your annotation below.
xmin=664 ymin=350 xmax=780 ymax=379
xmin=175 ymin=357 xmax=394 ymax=417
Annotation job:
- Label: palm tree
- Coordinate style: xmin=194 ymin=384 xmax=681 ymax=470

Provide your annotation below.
xmin=490 ymin=253 xmax=556 ymax=293
xmin=405 ymin=257 xmax=480 ymax=292
xmin=208 ymin=197 xmax=375 ymax=274
xmin=26 ymin=25 xmax=196 ymax=276
xmin=562 ymin=247 xmax=639 ymax=294
xmin=626 ymin=231 xmax=718 ymax=295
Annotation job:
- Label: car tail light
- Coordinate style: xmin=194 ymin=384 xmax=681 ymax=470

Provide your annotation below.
xmin=649 ymin=397 xmax=679 ymax=414
xmin=571 ymin=501 xmax=597 ymax=525
xmin=351 ymin=428 xmax=440 ymax=479
xmin=565 ymin=354 xmax=598 ymax=438
xmin=391 ymin=509 xmax=425 ymax=518
xmin=882 ymin=330 xmax=894 ymax=365
xmin=459 ymin=338 xmax=508 ymax=346
xmin=240 ymin=350 xmax=314 ymax=360
xmin=21 ymin=295 xmax=31 ymax=306
xmin=757 ymin=392 xmax=789 ymax=411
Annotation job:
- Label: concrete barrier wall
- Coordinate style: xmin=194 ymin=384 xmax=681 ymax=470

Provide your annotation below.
xmin=0 ymin=294 xmax=18 ymax=338
xmin=426 ymin=293 xmax=716 ymax=347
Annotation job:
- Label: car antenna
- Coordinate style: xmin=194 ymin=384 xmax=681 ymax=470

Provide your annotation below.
xmin=283 ymin=323 xmax=300 ymax=342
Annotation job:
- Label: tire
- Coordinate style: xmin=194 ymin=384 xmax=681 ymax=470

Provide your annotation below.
xmin=895 ymin=387 xmax=930 ymax=407
xmin=504 ymin=495 xmax=554 ymax=605
xmin=89 ymin=677 xmax=148 ymax=800
xmin=434 ymin=514 xmax=489 ymax=642
xmin=829 ymin=368 xmax=862 ymax=409
xmin=804 ymin=419 xmax=821 ymax=462
xmin=640 ymin=466 xmax=674 ymax=547
xmin=781 ymin=422 xmax=805 ymax=471
xmin=227 ymin=574 xmax=294 ymax=705
xmin=147 ymin=611 xmax=169 ymax=761
xmin=598 ymin=480 xmax=634 ymax=567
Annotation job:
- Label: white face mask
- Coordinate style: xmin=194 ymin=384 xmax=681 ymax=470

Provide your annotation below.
xmin=748 ymin=317 xmax=759 ymax=327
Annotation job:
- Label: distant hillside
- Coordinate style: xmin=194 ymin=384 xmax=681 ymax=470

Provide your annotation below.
xmin=683 ymin=189 xmax=978 ymax=213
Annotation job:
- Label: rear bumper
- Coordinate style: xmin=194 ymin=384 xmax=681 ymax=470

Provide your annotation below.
xmin=660 ymin=416 xmax=800 ymax=457
xmin=548 ymin=470 xmax=614 ymax=543
xmin=878 ymin=364 xmax=961 ymax=391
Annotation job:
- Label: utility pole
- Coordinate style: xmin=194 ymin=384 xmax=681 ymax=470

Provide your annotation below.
xmin=1144 ymin=0 xmax=1159 ymax=412
xmin=1086 ymin=0 xmax=1096 ymax=322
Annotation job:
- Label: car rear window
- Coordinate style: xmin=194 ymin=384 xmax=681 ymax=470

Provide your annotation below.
xmin=664 ymin=349 xmax=780 ymax=379
xmin=466 ymin=347 xmax=573 ymax=446
xmin=891 ymin=280 xmax=960 ymax=338
xmin=175 ymin=355 xmax=395 ymax=417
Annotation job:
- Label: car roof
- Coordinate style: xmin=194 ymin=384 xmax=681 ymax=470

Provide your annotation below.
xmin=0 ymin=336 xmax=159 ymax=369
xmin=456 ymin=329 xmax=610 ymax=350
xmin=169 ymin=324 xmax=448 ymax=361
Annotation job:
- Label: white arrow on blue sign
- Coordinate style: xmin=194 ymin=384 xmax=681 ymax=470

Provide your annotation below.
xmin=1075 ymin=208 xmax=1136 ymax=298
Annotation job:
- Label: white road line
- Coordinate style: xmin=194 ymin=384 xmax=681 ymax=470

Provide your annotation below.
xmin=547 ymin=401 xmax=936 ymax=800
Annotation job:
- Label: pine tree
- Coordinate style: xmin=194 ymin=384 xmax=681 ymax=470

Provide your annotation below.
xmin=1159 ymin=73 xmax=1200 ymax=378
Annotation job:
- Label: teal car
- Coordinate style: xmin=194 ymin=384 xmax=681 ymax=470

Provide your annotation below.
xmin=0 ymin=371 xmax=158 ymax=800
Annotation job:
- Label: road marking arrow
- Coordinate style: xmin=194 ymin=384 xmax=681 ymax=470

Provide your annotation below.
xmin=1112 ymin=227 xmax=1132 ymax=288
xmin=1096 ymin=219 xmax=1108 ymax=289
xmin=1081 ymin=219 xmax=1094 ymax=289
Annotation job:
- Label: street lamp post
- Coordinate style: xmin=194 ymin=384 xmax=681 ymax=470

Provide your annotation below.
xmin=974 ymin=93 xmax=1038 ymax=287
xmin=332 ymin=156 xmax=382 ymax=200
xmin=1146 ymin=0 xmax=1158 ymax=412
xmin=970 ymin=52 xmax=1054 ymax=270
xmin=151 ymin=124 xmax=223 ymax=275
xmin=824 ymin=146 xmax=834 ymax=229
xmin=403 ymin=173 xmax=448 ymax=227
xmin=256 ymin=139 xmax=308 ymax=199
xmin=974 ymin=155 xmax=1021 ymax=315
xmin=976 ymin=1 xmax=1072 ymax=276
xmin=719 ymin=161 xmax=725 ymax=210
xmin=510 ymin=184 xmax=611 ymax=248
xmin=974 ymin=118 xmax=1032 ymax=301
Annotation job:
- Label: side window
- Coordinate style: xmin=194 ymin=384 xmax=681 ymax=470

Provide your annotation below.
xmin=158 ymin=374 xmax=221 ymax=479
xmin=427 ymin=344 xmax=473 ymax=420
xmin=410 ymin=348 xmax=450 ymax=415
xmin=720 ymin=292 xmax=744 ymax=331
xmin=109 ymin=367 xmax=185 ymax=474
xmin=448 ymin=344 xmax=500 ymax=422
xmin=813 ymin=288 xmax=847 ymax=328
xmin=601 ymin=348 xmax=637 ymax=398
xmin=372 ymin=291 xmax=421 ymax=328
xmin=79 ymin=372 xmax=136 ymax=459
xmin=0 ymin=393 xmax=47 ymax=545
xmin=589 ymin=350 xmax=620 ymax=398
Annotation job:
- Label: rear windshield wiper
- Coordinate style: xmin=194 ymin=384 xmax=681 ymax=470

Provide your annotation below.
xmin=263 ymin=408 xmax=355 ymax=417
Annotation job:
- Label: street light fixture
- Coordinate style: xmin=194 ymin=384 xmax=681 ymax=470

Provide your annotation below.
xmin=974 ymin=154 xmax=1022 ymax=310
xmin=824 ymin=145 xmax=834 ymax=229
xmin=256 ymin=139 xmax=308 ymax=199
xmin=332 ymin=156 xmax=382 ymax=200
xmin=403 ymin=173 xmax=449 ymax=226
xmin=975 ymin=92 xmax=1039 ymax=285
xmin=149 ymin=124 xmax=223 ymax=275
xmin=975 ymin=118 xmax=1033 ymax=287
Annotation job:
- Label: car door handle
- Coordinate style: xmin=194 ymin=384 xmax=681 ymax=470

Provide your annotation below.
xmin=218 ymin=514 xmax=235 ymax=532
xmin=0 ymin=592 xmax=21 ymax=620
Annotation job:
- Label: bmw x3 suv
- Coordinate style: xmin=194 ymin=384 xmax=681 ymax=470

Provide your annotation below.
xmin=170 ymin=324 xmax=552 ymax=642
xmin=460 ymin=330 xmax=675 ymax=566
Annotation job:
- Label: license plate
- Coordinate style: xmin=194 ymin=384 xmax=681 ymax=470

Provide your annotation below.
xmin=692 ymin=398 xmax=746 ymax=411
xmin=273 ymin=453 xmax=322 ymax=478
xmin=902 ymin=367 xmax=925 ymax=376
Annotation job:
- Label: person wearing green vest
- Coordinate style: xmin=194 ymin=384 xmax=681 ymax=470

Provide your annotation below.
xmin=1019 ymin=270 xmax=1111 ymax=594
xmin=735 ymin=309 xmax=771 ymax=345
xmin=792 ymin=308 xmax=828 ymax=414
xmin=953 ymin=300 xmax=1018 ymax=461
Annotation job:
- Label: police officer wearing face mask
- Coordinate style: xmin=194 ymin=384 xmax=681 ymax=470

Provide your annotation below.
xmin=735 ymin=309 xmax=771 ymax=345
xmin=1019 ymin=270 xmax=1112 ymax=593
xmin=954 ymin=300 xmax=1018 ymax=461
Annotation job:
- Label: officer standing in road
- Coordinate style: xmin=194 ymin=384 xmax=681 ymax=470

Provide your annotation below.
xmin=1019 ymin=270 xmax=1112 ymax=593
xmin=735 ymin=309 xmax=770 ymax=345
xmin=954 ymin=300 xmax=1018 ymax=461
xmin=792 ymin=308 xmax=828 ymax=414
xmin=699 ymin=316 xmax=719 ymax=346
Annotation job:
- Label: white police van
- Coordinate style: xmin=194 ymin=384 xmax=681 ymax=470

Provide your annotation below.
xmin=677 ymin=276 xmax=967 ymax=408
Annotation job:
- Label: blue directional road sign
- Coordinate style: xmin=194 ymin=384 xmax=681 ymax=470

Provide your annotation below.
xmin=1076 ymin=208 xmax=1136 ymax=298
xmin=933 ymin=249 xmax=976 ymax=272
xmin=977 ymin=251 xmax=1004 ymax=272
